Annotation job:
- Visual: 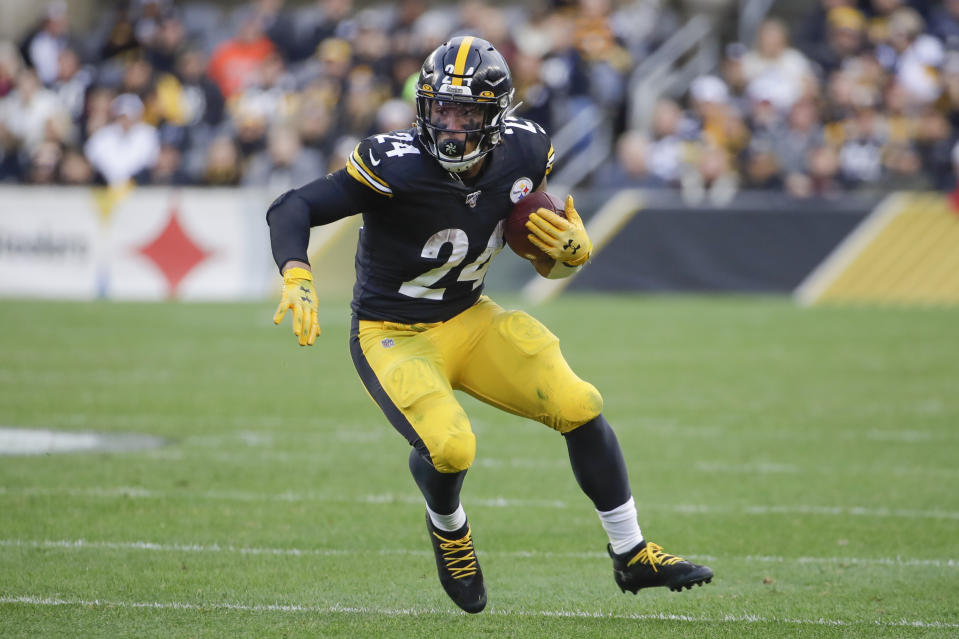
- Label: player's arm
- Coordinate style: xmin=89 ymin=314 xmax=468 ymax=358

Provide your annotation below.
xmin=267 ymin=163 xmax=382 ymax=345
xmin=527 ymin=177 xmax=592 ymax=279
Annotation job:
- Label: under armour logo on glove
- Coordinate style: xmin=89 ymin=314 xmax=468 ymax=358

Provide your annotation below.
xmin=525 ymin=195 xmax=592 ymax=267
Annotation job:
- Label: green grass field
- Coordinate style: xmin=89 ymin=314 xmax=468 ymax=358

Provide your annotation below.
xmin=1 ymin=295 xmax=957 ymax=638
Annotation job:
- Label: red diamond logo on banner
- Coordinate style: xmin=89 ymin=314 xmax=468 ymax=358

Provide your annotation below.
xmin=137 ymin=202 xmax=211 ymax=297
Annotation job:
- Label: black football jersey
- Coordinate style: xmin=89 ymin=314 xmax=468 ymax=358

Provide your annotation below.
xmin=342 ymin=119 xmax=555 ymax=323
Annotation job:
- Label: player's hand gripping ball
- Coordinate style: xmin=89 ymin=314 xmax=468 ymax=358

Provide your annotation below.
xmin=506 ymin=192 xmax=591 ymax=266
xmin=505 ymin=191 xmax=566 ymax=260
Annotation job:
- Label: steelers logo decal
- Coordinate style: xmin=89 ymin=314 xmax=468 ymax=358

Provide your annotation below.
xmin=510 ymin=177 xmax=534 ymax=203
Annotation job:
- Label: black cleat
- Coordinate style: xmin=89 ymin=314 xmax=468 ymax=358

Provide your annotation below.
xmin=425 ymin=513 xmax=487 ymax=613
xmin=609 ymin=540 xmax=713 ymax=593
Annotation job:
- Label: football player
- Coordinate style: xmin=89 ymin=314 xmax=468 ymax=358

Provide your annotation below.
xmin=267 ymin=35 xmax=713 ymax=613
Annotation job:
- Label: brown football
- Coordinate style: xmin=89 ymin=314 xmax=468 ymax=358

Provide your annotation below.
xmin=504 ymin=191 xmax=565 ymax=260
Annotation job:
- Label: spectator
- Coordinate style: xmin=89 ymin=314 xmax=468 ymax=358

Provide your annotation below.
xmin=96 ymin=2 xmax=141 ymax=61
xmin=243 ymin=125 xmax=324 ymax=190
xmin=342 ymin=65 xmax=390 ymax=136
xmin=688 ymin=75 xmax=734 ymax=150
xmin=201 ymin=135 xmax=243 ymax=185
xmin=912 ymin=106 xmax=955 ymax=189
xmin=374 ymin=98 xmax=415 ymax=133
xmin=804 ymin=6 xmax=867 ymax=77
xmin=22 ymin=1 xmax=71 ymax=87
xmin=743 ymin=18 xmax=815 ymax=90
xmin=795 ymin=0 xmax=858 ymax=57
xmin=883 ymin=8 xmax=943 ymax=105
xmin=160 ymin=48 xmax=225 ymax=128
xmin=57 ymin=148 xmax=94 ymax=185
xmin=929 ymin=0 xmax=959 ymax=50
xmin=511 ymin=46 xmax=554 ymax=132
xmin=231 ymin=52 xmax=298 ymax=128
xmin=118 ymin=55 xmax=159 ymax=117
xmin=207 ymin=14 xmax=276 ymax=98
xmin=141 ymin=142 xmax=191 ymax=185
xmin=772 ymin=97 xmax=825 ymax=177
xmin=741 ymin=138 xmax=784 ymax=190
xmin=290 ymin=0 xmax=356 ymax=63
xmin=84 ymin=93 xmax=160 ymax=185
xmin=145 ymin=12 xmax=188 ymax=75
xmin=294 ymin=96 xmax=336 ymax=153
xmin=864 ymin=0 xmax=910 ymax=47
xmin=325 ymin=134 xmax=359 ymax=173
xmin=0 ymin=68 xmax=67 ymax=154
xmin=51 ymin=47 xmax=93 ymax=122
xmin=350 ymin=10 xmax=394 ymax=80
xmin=788 ymin=144 xmax=843 ymax=199
xmin=646 ymin=98 xmax=688 ymax=185
xmin=836 ymin=95 xmax=887 ymax=188
xmin=882 ymin=141 xmax=929 ymax=189
xmin=231 ymin=102 xmax=270 ymax=160
xmin=134 ymin=0 xmax=175 ymax=51
xmin=0 ymin=41 xmax=23 ymax=99
xmin=25 ymin=140 xmax=62 ymax=184
xmin=680 ymin=144 xmax=739 ymax=206
xmin=0 ymin=121 xmax=19 ymax=181
xmin=719 ymin=42 xmax=750 ymax=116
xmin=81 ymin=86 xmax=117 ymax=140
xmin=592 ymin=130 xmax=664 ymax=189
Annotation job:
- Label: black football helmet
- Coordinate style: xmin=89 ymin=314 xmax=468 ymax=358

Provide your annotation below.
xmin=415 ymin=36 xmax=515 ymax=173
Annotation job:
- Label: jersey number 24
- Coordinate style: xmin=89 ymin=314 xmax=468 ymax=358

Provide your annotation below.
xmin=399 ymin=221 xmax=505 ymax=300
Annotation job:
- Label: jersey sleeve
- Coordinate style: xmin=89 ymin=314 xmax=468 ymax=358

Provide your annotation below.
xmin=265 ymin=161 xmax=383 ymax=272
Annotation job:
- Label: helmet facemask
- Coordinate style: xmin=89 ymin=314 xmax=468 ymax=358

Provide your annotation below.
xmin=416 ymin=92 xmax=510 ymax=173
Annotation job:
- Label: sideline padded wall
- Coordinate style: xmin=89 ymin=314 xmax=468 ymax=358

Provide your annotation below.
xmin=796 ymin=193 xmax=959 ymax=306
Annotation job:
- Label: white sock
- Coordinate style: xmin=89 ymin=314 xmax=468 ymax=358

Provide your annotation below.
xmin=597 ymin=496 xmax=644 ymax=555
xmin=427 ymin=503 xmax=467 ymax=533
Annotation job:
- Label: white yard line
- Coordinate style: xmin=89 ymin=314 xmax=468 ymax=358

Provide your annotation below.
xmin=1 ymin=595 xmax=956 ymax=629
xmin=2 ymin=538 xmax=957 ymax=568
xmin=142 ymin=449 xmax=959 ymax=478
xmin=2 ymin=486 xmax=957 ymax=520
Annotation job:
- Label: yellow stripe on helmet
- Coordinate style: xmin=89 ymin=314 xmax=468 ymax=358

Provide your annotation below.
xmin=451 ymin=36 xmax=475 ymax=86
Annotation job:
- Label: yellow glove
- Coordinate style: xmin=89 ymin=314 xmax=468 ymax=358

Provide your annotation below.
xmin=525 ymin=195 xmax=592 ymax=266
xmin=273 ymin=267 xmax=320 ymax=346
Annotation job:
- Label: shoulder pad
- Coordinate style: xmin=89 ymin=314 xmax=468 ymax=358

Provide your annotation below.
xmin=503 ymin=116 xmax=547 ymax=137
xmin=346 ymin=130 xmax=425 ymax=198
xmin=346 ymin=138 xmax=394 ymax=198
xmin=502 ymin=117 xmax=554 ymax=177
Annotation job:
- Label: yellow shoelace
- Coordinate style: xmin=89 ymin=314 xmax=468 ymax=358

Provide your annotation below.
xmin=432 ymin=529 xmax=478 ymax=579
xmin=626 ymin=542 xmax=685 ymax=573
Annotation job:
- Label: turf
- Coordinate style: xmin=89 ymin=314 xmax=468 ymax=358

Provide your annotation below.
xmin=0 ymin=295 xmax=957 ymax=638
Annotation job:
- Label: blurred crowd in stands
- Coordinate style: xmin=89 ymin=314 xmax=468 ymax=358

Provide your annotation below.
xmin=2 ymin=0 xmax=959 ymax=203
xmin=601 ymin=0 xmax=959 ymax=204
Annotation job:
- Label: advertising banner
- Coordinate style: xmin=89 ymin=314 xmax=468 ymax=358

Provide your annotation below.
xmin=0 ymin=187 xmax=276 ymax=300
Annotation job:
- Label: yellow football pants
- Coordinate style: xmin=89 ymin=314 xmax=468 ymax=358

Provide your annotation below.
xmin=352 ymin=296 xmax=603 ymax=473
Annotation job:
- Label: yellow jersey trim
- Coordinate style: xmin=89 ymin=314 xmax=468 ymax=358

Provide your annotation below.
xmin=347 ymin=146 xmax=393 ymax=197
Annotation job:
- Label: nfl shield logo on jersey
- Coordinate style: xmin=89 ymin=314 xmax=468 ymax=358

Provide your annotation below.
xmin=465 ymin=190 xmax=482 ymax=208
